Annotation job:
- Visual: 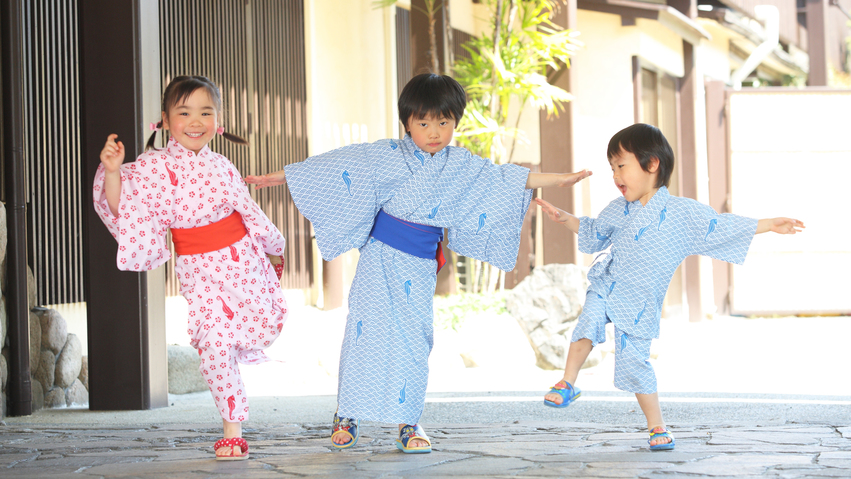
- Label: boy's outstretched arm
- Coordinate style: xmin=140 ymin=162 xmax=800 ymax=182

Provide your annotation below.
xmin=526 ymin=170 xmax=592 ymax=189
xmin=245 ymin=169 xmax=286 ymax=189
xmin=535 ymin=197 xmax=580 ymax=234
xmin=756 ymin=217 xmax=805 ymax=235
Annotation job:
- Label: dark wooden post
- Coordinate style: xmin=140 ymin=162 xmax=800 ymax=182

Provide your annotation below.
xmin=78 ymin=0 xmax=167 ymax=410
xmin=539 ymin=1 xmax=578 ymax=266
xmin=1 ymin=0 xmax=32 ymax=417
xmin=806 ymin=0 xmax=830 ymax=86
xmin=705 ymin=80 xmax=731 ymax=315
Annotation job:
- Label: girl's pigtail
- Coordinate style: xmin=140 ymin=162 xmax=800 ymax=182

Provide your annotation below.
xmin=145 ymin=121 xmax=163 ymax=151
xmin=221 ymin=130 xmax=249 ymax=146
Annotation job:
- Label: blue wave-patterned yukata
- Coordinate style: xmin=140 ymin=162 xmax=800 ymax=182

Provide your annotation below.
xmin=574 ymin=186 xmax=758 ymax=393
xmin=284 ymin=135 xmax=532 ymax=423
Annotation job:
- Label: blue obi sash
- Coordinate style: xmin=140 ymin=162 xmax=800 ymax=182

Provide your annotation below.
xmin=369 ymin=210 xmax=446 ymax=272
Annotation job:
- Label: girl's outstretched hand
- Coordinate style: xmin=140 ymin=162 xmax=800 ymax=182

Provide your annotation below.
xmin=535 ymin=197 xmax=569 ymax=224
xmin=245 ymin=170 xmax=286 ymax=189
xmin=558 ymin=169 xmax=593 ymax=187
xmin=769 ymin=217 xmax=805 ymax=234
xmin=100 ymin=134 xmax=125 ymax=173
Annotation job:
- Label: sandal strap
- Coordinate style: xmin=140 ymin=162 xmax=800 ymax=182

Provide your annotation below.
xmin=214 ymin=437 xmax=249 ymax=452
xmin=649 ymin=427 xmax=672 ymax=439
xmin=399 ymin=424 xmax=431 ymax=447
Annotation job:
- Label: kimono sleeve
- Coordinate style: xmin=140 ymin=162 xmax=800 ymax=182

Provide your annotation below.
xmin=92 ymin=155 xmax=175 ymax=272
xmin=444 ymin=149 xmax=533 ymax=272
xmin=283 ymin=143 xmax=380 ymax=261
xmin=686 ymin=200 xmax=758 ymax=265
xmin=227 ymin=160 xmax=286 ymax=257
xmin=577 ymin=198 xmax=624 ymax=254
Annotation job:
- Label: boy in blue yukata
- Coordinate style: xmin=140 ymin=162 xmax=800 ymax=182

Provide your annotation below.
xmin=536 ymin=123 xmax=804 ymax=451
xmin=246 ymin=73 xmax=592 ymax=453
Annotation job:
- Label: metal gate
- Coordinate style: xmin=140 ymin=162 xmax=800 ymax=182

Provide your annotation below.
xmin=725 ymin=88 xmax=851 ymax=315
xmin=159 ymin=0 xmax=312 ymax=294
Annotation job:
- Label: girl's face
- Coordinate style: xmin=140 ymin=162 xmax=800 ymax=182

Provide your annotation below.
xmin=406 ymin=113 xmax=456 ymax=155
xmin=161 ymin=88 xmax=219 ymax=155
xmin=609 ymin=148 xmax=659 ymax=205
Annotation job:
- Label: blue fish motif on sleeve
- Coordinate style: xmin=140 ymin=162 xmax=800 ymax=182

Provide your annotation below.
xmin=399 ymin=379 xmax=407 ymax=404
xmin=635 ymin=225 xmax=650 ymax=241
xmin=355 ymin=320 xmax=363 ymax=346
xmin=404 ymin=280 xmax=412 ymax=304
xmin=620 ymin=333 xmax=628 ymax=351
xmin=635 ymin=302 xmax=646 ymax=325
xmin=476 ymin=213 xmax=487 ymax=234
xmin=658 ymin=207 xmax=667 ymax=230
xmin=389 ymin=139 xmax=398 ymax=150
xmin=428 ymin=200 xmax=442 ymax=219
xmin=609 ymin=281 xmax=617 ymax=294
xmin=705 ymin=218 xmax=718 ymax=241
xmin=624 ymin=203 xmax=630 ymax=216
xmin=342 ymin=170 xmax=352 ymax=196
xmin=596 ymin=231 xmax=609 ymax=241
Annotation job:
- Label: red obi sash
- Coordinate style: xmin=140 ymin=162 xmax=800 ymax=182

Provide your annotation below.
xmin=171 ymin=212 xmax=248 ymax=256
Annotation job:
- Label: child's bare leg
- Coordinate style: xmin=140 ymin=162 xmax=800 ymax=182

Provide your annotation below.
xmin=543 ymin=338 xmax=593 ymax=405
xmin=634 ymin=392 xmax=671 ymax=446
xmin=219 ymin=420 xmax=243 ymax=455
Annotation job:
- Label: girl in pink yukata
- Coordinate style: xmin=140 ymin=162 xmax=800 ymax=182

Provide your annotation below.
xmin=537 ymin=123 xmax=804 ymax=451
xmin=93 ymin=75 xmax=288 ymax=461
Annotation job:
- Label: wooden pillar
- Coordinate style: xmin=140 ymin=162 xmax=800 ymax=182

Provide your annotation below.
xmin=705 ymin=80 xmax=731 ymax=315
xmin=539 ymin=1 xmax=578 ymax=266
xmin=79 ymin=0 xmax=167 ymax=410
xmin=806 ymin=0 xmax=830 ymax=86
xmin=679 ymin=41 xmax=704 ymax=322
xmin=1 ymin=0 xmax=32 ymax=417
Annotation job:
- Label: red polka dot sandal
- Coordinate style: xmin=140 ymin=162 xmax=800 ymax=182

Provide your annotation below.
xmin=214 ymin=437 xmax=249 ymax=461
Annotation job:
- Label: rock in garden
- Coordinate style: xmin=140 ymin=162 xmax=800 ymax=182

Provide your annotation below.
xmin=167 ymin=345 xmax=207 ymax=394
xmin=78 ymin=356 xmax=88 ymax=391
xmin=44 ymin=387 xmax=65 ymax=408
xmin=36 ymin=308 xmax=67 ymax=356
xmin=31 ymin=378 xmax=44 ymax=411
xmin=0 ymin=353 xmax=6 ymax=390
xmin=65 ymin=379 xmax=89 ymax=406
xmin=34 ymin=350 xmax=55 ymax=390
xmin=29 ymin=312 xmax=41 ymax=375
xmin=27 ymin=266 xmax=36 ymax=312
xmin=505 ymin=263 xmax=590 ymax=370
xmin=54 ymin=334 xmax=82 ymax=389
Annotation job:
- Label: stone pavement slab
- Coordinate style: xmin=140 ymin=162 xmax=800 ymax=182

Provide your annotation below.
xmin=2 ymin=421 xmax=850 ymax=477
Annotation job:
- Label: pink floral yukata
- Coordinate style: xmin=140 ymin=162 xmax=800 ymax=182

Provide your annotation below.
xmin=93 ymin=137 xmax=288 ymax=422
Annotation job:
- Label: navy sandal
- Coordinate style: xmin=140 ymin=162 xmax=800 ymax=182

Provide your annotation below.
xmin=331 ymin=412 xmax=359 ymax=449
xmin=396 ymin=424 xmax=431 ymax=454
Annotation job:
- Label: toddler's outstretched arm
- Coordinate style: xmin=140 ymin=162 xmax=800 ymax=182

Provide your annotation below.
xmin=100 ymin=134 xmax=125 ymax=217
xmin=526 ymin=169 xmax=592 ymax=189
xmin=245 ymin=169 xmax=286 ymax=189
xmin=756 ymin=217 xmax=805 ymax=235
xmin=535 ymin=197 xmax=580 ymax=233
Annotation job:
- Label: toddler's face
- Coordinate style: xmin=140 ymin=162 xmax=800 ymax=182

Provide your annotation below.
xmin=406 ymin=113 xmax=455 ymax=155
xmin=162 ymin=88 xmax=219 ymax=155
xmin=609 ymin=148 xmax=659 ymax=205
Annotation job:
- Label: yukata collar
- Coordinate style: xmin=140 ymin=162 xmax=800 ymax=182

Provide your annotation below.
xmin=166 ymin=136 xmax=212 ymax=159
xmin=630 ymin=185 xmax=671 ymax=225
xmin=401 ymin=134 xmax=447 ymax=169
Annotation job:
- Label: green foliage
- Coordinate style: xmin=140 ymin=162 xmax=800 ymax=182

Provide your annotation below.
xmin=453 ymin=0 xmax=582 ymax=163
xmin=433 ymin=292 xmax=508 ymax=331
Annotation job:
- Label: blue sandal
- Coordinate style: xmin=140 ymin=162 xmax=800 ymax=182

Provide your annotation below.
xmin=543 ymin=380 xmax=582 ymax=408
xmin=648 ymin=426 xmax=675 ymax=451
xmin=396 ymin=424 xmax=431 ymax=454
xmin=331 ymin=412 xmax=359 ymax=449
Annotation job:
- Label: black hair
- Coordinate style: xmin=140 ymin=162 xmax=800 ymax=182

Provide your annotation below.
xmin=607 ymin=123 xmax=674 ymax=188
xmin=145 ymin=75 xmax=248 ymax=150
xmin=398 ymin=73 xmax=467 ymax=133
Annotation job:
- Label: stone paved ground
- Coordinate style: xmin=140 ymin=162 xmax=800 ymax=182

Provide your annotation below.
xmin=2 ymin=420 xmax=850 ymax=477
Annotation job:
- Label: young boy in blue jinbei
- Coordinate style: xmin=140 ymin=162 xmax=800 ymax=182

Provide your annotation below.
xmin=536 ymin=123 xmax=804 ymax=451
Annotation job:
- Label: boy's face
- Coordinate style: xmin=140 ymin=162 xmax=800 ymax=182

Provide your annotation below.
xmin=162 ymin=88 xmax=219 ymax=155
xmin=406 ymin=113 xmax=456 ymax=155
xmin=609 ymin=147 xmax=659 ymax=205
